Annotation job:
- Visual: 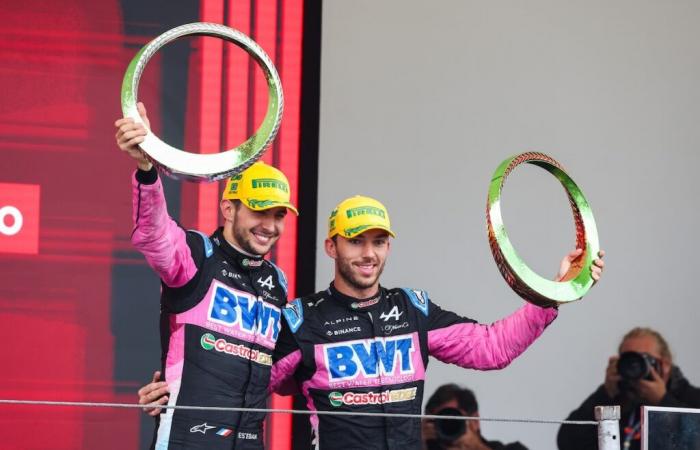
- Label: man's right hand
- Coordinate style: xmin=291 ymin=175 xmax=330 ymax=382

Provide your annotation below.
xmin=138 ymin=370 xmax=170 ymax=416
xmin=445 ymin=433 xmax=490 ymax=450
xmin=421 ymin=420 xmax=436 ymax=449
xmin=115 ymin=102 xmax=153 ymax=171
xmin=604 ymin=355 xmax=621 ymax=398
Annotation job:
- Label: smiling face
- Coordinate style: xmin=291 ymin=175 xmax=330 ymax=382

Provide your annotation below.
xmin=325 ymin=228 xmax=391 ymax=298
xmin=222 ymin=200 xmax=287 ymax=256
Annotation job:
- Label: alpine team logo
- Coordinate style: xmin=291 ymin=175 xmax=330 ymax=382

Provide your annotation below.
xmin=328 ymin=388 xmax=417 ymax=407
xmin=323 ymin=334 xmax=415 ymax=382
xmin=257 ymin=274 xmax=275 ymax=290
xmin=379 ymin=306 xmax=403 ymax=322
xmin=207 ymin=281 xmax=281 ymax=346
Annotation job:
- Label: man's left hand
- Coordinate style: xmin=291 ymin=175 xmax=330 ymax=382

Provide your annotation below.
xmin=637 ymin=366 xmax=667 ymax=405
xmin=556 ymin=249 xmax=605 ymax=282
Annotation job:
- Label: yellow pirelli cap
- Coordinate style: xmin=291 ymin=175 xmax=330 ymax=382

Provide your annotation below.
xmin=328 ymin=195 xmax=395 ymax=239
xmin=222 ymin=162 xmax=298 ymax=215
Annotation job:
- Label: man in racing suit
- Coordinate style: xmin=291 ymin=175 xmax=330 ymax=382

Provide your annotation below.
xmin=269 ymin=195 xmax=605 ymax=450
xmin=115 ymin=104 xmax=297 ymax=449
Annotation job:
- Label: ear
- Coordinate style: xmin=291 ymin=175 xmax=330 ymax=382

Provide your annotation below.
xmin=661 ymin=358 xmax=672 ymax=381
xmin=221 ymin=200 xmax=235 ymax=222
xmin=324 ymin=237 xmax=337 ymax=259
xmin=467 ymin=413 xmax=480 ymax=434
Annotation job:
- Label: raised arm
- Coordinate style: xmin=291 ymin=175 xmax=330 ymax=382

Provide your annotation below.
xmin=116 ymin=103 xmax=199 ymax=288
xmin=427 ymin=249 xmax=604 ymax=370
xmin=427 ymin=302 xmax=557 ymax=370
xmin=130 ymin=171 xmax=199 ymax=287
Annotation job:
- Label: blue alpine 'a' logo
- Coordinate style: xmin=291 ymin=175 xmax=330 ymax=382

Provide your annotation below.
xmin=324 ymin=335 xmax=414 ymax=380
xmin=208 ymin=283 xmax=281 ymax=340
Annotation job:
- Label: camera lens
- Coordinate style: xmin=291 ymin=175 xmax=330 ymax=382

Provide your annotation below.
xmin=617 ymin=351 xmax=649 ymax=380
xmin=434 ymin=407 xmax=466 ymax=443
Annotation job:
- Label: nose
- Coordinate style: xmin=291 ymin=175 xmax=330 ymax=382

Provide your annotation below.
xmin=360 ymin=240 xmax=376 ymax=259
xmin=259 ymin=212 xmax=276 ymax=231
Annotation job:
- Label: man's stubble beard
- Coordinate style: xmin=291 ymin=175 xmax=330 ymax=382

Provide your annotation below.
xmin=337 ymin=256 xmax=386 ymax=293
xmin=232 ymin=222 xmax=276 ymax=256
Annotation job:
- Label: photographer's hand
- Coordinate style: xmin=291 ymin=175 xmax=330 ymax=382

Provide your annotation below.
xmin=421 ymin=420 xmax=437 ymax=450
xmin=444 ymin=422 xmax=491 ymax=450
xmin=604 ymin=355 xmax=621 ymax=398
xmin=637 ymin=366 xmax=667 ymax=405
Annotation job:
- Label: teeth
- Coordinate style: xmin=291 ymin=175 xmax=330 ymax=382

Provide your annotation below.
xmin=253 ymin=232 xmax=272 ymax=243
xmin=356 ymin=263 xmax=375 ymax=275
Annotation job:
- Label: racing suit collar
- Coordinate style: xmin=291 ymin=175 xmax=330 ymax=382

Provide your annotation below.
xmin=211 ymin=227 xmax=265 ymax=271
xmin=328 ymin=282 xmax=385 ymax=311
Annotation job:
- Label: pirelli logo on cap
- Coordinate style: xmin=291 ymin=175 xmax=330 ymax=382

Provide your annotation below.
xmin=345 ymin=205 xmax=386 ymax=219
xmin=251 ymin=178 xmax=288 ymax=192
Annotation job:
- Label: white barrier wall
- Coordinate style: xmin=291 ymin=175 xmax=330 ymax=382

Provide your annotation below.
xmin=316 ymin=1 xmax=700 ymax=448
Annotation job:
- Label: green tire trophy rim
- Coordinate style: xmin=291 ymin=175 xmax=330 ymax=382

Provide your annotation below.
xmin=121 ymin=22 xmax=283 ymax=182
xmin=486 ymin=152 xmax=600 ymax=307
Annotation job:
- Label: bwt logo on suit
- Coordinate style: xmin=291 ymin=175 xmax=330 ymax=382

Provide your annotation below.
xmin=0 ymin=183 xmax=40 ymax=254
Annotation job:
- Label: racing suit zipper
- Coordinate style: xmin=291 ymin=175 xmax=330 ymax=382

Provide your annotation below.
xmin=231 ymin=272 xmax=259 ymax=447
xmin=367 ymin=309 xmax=393 ymax=449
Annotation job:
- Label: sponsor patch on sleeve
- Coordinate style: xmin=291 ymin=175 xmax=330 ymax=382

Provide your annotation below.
xmin=282 ymin=298 xmax=304 ymax=333
xmin=400 ymin=288 xmax=429 ymax=316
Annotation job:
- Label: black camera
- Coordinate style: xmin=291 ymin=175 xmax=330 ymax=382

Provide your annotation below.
xmin=617 ymin=351 xmax=661 ymax=381
xmin=433 ymin=407 xmax=467 ymax=444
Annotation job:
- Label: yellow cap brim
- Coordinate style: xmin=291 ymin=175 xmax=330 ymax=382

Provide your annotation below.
xmin=336 ymin=224 xmax=395 ymax=239
xmin=244 ymin=199 xmax=299 ymax=216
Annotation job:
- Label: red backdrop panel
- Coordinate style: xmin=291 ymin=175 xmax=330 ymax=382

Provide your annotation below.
xmin=0 ymin=0 xmax=305 ymax=448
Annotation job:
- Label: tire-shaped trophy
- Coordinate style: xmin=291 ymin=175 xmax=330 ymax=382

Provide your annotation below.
xmin=121 ymin=22 xmax=283 ymax=182
xmin=487 ymin=152 xmax=600 ymax=307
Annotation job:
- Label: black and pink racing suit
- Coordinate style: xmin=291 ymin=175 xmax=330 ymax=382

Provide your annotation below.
xmin=131 ymin=168 xmax=288 ymax=449
xmin=270 ymin=283 xmax=558 ymax=450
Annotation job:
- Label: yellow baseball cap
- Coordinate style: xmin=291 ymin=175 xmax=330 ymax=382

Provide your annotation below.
xmin=222 ymin=162 xmax=298 ymax=215
xmin=328 ymin=195 xmax=395 ymax=239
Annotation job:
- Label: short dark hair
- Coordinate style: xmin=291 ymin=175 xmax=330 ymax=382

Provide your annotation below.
xmin=425 ymin=384 xmax=478 ymax=415
xmin=223 ymin=198 xmax=242 ymax=211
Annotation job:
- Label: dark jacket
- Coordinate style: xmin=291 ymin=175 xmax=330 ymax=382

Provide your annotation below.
xmin=557 ymin=366 xmax=700 ymax=450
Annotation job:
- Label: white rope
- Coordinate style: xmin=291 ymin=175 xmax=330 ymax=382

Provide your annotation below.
xmin=0 ymin=399 xmax=597 ymax=426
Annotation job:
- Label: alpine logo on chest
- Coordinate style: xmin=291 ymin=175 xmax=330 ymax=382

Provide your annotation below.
xmin=207 ymin=281 xmax=281 ymax=342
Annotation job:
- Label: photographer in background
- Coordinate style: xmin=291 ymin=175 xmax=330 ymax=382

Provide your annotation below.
xmin=557 ymin=327 xmax=700 ymax=450
xmin=423 ymin=384 xmax=527 ymax=450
